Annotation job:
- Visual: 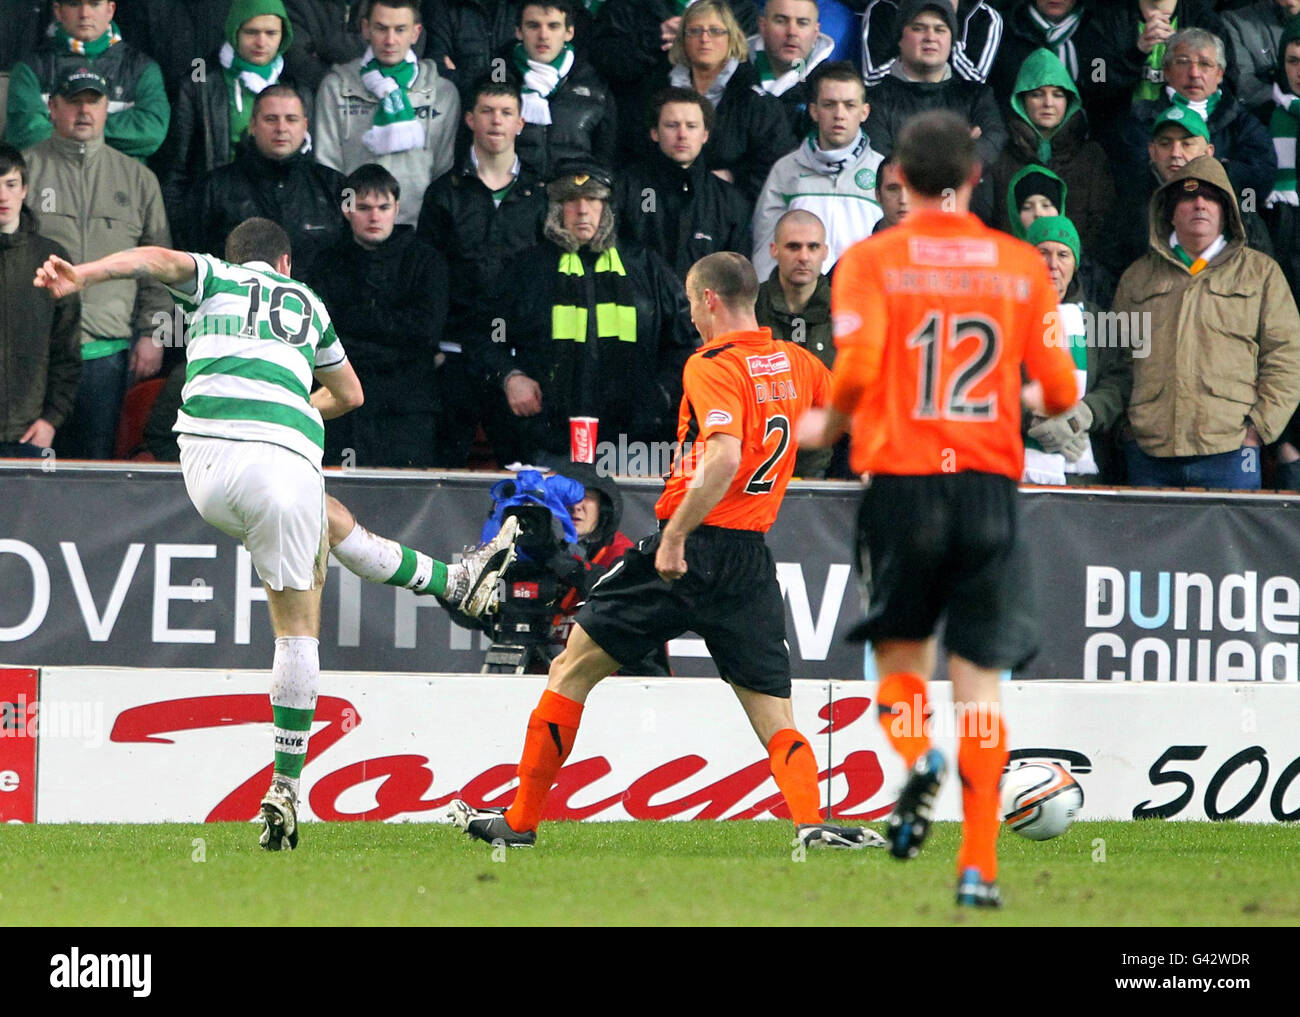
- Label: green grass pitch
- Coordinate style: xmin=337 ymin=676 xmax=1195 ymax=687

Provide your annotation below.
xmin=2 ymin=820 xmax=1297 ymax=926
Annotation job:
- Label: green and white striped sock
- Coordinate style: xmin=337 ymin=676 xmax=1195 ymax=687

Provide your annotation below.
xmin=332 ymin=522 xmax=448 ymax=596
xmin=271 ymin=636 xmax=319 ymax=789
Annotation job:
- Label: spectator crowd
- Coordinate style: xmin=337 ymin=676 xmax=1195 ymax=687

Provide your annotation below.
xmin=5 ymin=0 xmax=1300 ymax=491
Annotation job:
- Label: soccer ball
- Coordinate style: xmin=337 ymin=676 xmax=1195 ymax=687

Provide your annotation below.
xmin=1000 ymin=762 xmax=1084 ymax=840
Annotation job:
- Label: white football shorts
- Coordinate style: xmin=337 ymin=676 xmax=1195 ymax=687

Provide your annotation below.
xmin=178 ymin=435 xmax=327 ymax=591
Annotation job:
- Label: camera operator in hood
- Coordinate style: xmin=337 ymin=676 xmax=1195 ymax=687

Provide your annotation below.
xmin=449 ymin=461 xmax=669 ymax=675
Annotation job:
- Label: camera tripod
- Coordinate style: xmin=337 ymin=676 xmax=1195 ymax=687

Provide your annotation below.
xmin=481 ymin=639 xmax=555 ymax=674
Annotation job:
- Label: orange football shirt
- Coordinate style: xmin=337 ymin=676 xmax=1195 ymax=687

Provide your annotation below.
xmin=656 ymin=328 xmax=831 ymax=532
xmin=831 ymin=209 xmax=1078 ymax=479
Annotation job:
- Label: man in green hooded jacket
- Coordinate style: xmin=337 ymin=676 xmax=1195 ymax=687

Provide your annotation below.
xmin=157 ymin=0 xmax=304 ymax=230
xmin=990 ymin=47 xmax=1114 ymax=253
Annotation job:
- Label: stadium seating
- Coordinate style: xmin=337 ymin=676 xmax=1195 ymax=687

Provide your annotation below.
xmin=112 ymin=378 xmax=167 ymax=461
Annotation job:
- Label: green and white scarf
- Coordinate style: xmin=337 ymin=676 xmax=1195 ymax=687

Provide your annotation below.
xmin=753 ymin=49 xmax=797 ymax=92
xmin=219 ymin=41 xmax=284 ymax=144
xmin=1027 ymin=6 xmax=1082 ymax=81
xmin=753 ymin=32 xmax=832 ymax=97
xmin=1168 ymin=85 xmax=1221 ymax=123
xmin=514 ymin=43 xmax=575 ymax=126
xmin=1269 ymin=81 xmax=1300 ymax=207
xmin=754 ymin=46 xmax=801 ymax=97
xmin=55 ymin=20 xmax=121 ymax=59
xmin=1134 ymin=17 xmax=1178 ymax=102
xmin=1025 ymin=303 xmax=1096 ymax=482
xmin=553 ymin=248 xmax=638 ymax=343
xmin=1170 ymin=232 xmax=1226 ymax=274
xmin=359 ymin=46 xmax=424 ymax=155
xmin=804 ymin=129 xmax=868 ymax=176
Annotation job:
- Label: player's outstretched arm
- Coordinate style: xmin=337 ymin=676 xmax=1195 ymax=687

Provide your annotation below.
xmin=33 ymin=248 xmax=197 ymax=297
xmin=656 ymin=434 xmax=742 ymax=581
xmin=311 ymin=360 xmax=364 ymax=420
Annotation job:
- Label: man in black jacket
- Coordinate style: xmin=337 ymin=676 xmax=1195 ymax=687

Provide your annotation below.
xmin=750 ymin=0 xmax=836 ymax=136
xmin=475 ymin=159 xmax=697 ymax=464
xmin=864 ymin=0 xmax=1006 ymax=221
xmin=860 ymin=0 xmax=1004 ymax=85
xmin=417 ymin=75 xmax=547 ymax=466
xmin=113 ymin=0 xmax=210 ymax=99
xmin=283 ymin=0 xmax=365 ymax=94
xmin=510 ymin=1 xmax=616 ymax=181
xmin=612 ymin=87 xmax=751 ymax=284
xmin=190 ymin=84 xmax=345 ymax=273
xmin=0 ymin=144 xmax=80 ymax=457
xmin=307 ymin=163 xmax=446 ymax=467
xmin=425 ymin=0 xmax=522 ymax=107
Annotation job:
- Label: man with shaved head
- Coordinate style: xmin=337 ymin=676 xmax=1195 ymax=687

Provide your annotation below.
xmin=755 ymin=209 xmax=836 ymax=477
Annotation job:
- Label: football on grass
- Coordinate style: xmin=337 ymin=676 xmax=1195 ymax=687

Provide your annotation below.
xmin=1001 ymin=762 xmax=1084 ymax=840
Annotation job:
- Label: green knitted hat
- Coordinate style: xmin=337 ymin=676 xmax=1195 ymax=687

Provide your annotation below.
xmin=1026 ymin=214 xmax=1081 ymax=264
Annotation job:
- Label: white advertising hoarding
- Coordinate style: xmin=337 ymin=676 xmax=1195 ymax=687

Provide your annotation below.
xmin=31 ymin=669 xmax=1300 ymax=823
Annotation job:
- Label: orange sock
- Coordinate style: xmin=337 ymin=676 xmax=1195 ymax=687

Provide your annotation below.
xmin=504 ymin=689 xmax=584 ymax=833
xmin=767 ymin=728 xmax=823 ymax=825
xmin=956 ymin=704 xmax=1008 ymax=881
xmin=876 ymin=672 xmax=931 ymax=768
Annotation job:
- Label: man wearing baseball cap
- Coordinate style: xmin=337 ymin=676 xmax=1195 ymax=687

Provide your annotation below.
xmin=472 ymin=157 xmax=697 ymax=465
xmin=5 ymin=0 xmax=169 ymax=158
xmin=1101 ymin=103 xmax=1275 ymax=275
xmin=21 ymin=64 xmax=171 ymax=459
xmin=1112 ymin=153 xmax=1300 ymax=490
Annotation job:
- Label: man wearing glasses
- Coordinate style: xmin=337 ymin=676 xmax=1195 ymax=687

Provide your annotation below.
xmin=1120 ymin=27 xmax=1275 ymax=203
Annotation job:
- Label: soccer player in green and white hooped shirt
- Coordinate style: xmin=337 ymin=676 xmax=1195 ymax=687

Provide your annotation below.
xmin=34 ymin=217 xmax=519 ymax=850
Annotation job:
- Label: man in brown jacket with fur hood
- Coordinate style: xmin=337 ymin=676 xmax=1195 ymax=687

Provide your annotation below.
xmin=1114 ymin=153 xmax=1300 ymax=489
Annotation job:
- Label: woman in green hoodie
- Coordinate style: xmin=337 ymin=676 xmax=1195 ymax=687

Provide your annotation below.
xmin=157 ymin=0 xmax=308 ymax=230
xmin=991 ymin=47 xmax=1114 ymax=253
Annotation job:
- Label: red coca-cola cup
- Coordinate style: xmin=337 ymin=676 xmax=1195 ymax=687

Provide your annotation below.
xmin=570 ymin=416 xmax=598 ymax=464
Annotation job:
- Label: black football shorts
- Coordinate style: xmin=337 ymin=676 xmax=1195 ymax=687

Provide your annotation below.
xmin=577 ymin=525 xmax=792 ymax=697
xmin=851 ymin=471 xmax=1038 ymax=670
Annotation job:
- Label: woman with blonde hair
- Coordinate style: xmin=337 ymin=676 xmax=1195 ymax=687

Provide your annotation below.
xmin=589 ymin=0 xmax=761 ymax=161
xmin=661 ymin=0 xmax=796 ymax=199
